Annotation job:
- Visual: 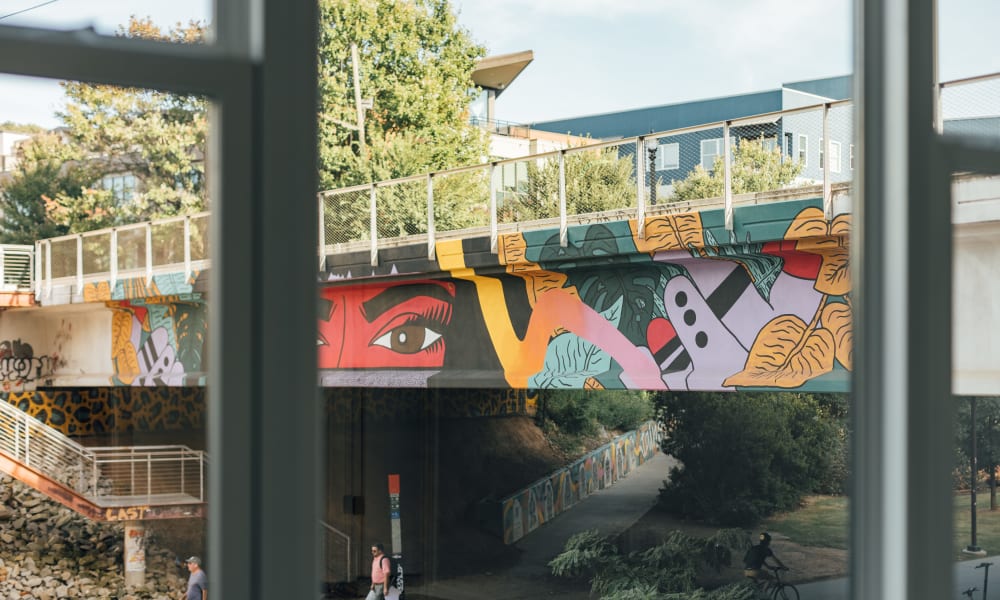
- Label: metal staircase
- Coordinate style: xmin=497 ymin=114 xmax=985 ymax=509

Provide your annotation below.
xmin=0 ymin=399 xmax=206 ymax=521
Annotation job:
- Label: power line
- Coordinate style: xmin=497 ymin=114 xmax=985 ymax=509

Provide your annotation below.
xmin=0 ymin=0 xmax=63 ymax=22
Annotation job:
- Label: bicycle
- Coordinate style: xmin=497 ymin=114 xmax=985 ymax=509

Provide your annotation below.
xmin=747 ymin=565 xmax=799 ymax=600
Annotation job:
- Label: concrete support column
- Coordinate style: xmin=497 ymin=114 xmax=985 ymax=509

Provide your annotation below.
xmin=124 ymin=521 xmax=146 ymax=587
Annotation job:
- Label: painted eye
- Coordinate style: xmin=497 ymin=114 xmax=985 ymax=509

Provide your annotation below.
xmin=372 ymin=325 xmax=442 ymax=354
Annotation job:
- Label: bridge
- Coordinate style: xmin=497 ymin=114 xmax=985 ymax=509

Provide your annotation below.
xmin=0 ymin=72 xmax=997 ymax=586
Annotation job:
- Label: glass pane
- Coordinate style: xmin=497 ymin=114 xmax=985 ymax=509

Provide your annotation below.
xmin=0 ymin=75 xmax=211 ymax=594
xmin=0 ymin=1 xmax=211 ymax=40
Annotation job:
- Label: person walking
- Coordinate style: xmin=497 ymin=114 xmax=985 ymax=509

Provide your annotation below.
xmin=181 ymin=556 xmax=207 ymax=600
xmin=369 ymin=543 xmax=391 ymax=600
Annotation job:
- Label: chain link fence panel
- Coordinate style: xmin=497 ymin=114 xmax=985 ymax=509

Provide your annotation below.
xmin=322 ymin=188 xmax=370 ymax=248
xmin=433 ymin=167 xmax=491 ymax=235
xmin=941 ymin=75 xmax=1000 ymax=143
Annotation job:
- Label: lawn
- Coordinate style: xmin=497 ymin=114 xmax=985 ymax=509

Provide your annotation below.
xmin=762 ymin=492 xmax=1000 ymax=560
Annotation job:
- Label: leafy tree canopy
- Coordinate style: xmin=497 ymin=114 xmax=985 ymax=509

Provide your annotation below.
xmin=317 ymin=0 xmax=488 ymax=189
xmin=671 ymin=138 xmax=803 ymax=202
xmin=0 ymin=122 xmax=46 ymax=134
xmin=656 ymin=391 xmax=845 ymax=526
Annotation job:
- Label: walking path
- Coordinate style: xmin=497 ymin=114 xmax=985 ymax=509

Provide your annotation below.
xmin=408 ymin=452 xmax=676 ymax=599
xmin=406 ymin=450 xmax=1000 ymax=599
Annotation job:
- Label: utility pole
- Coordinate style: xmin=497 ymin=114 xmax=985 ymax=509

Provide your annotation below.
xmin=351 ymin=43 xmax=369 ymax=157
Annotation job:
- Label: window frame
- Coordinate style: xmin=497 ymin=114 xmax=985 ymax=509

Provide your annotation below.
xmin=656 ymin=142 xmax=680 ymax=171
xmin=700 ymin=137 xmax=723 ymax=170
xmin=797 ymin=134 xmax=808 ymax=166
xmin=0 ymin=5 xmax=321 ymax=600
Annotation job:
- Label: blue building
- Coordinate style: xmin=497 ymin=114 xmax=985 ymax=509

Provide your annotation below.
xmin=528 ymin=76 xmax=854 ymax=195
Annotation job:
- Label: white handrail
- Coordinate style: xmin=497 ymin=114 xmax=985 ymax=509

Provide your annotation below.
xmin=0 ymin=399 xmax=206 ymax=506
xmin=320 ymin=521 xmax=351 ymax=584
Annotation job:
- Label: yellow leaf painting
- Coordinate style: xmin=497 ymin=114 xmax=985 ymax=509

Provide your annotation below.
xmin=723 ymin=314 xmax=836 ymax=388
xmin=814 ymin=246 xmax=851 ymax=296
xmin=109 ymin=310 xmax=139 ymax=385
xmin=822 ymin=301 xmax=853 ymax=370
xmin=630 ymin=213 xmax=704 ymax=254
xmin=785 ymin=207 xmax=829 ymax=240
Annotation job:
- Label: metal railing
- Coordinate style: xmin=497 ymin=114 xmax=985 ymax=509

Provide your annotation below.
xmin=321 ymin=521 xmax=351 ymax=584
xmin=34 ymin=212 xmax=210 ymax=300
xmin=26 ymin=71 xmax=999 ymax=286
xmin=0 ymin=399 xmax=206 ymax=506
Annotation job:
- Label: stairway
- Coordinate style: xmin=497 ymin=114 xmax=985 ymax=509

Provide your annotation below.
xmin=0 ymin=398 xmax=206 ymax=521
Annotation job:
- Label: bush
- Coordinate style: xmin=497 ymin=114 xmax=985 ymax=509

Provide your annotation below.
xmin=656 ymin=392 xmax=845 ymax=526
xmin=550 ymin=528 xmax=751 ymax=599
xmin=538 ymin=390 xmax=654 ymax=436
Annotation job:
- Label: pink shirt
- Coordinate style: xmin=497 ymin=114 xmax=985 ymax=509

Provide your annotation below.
xmin=371 ymin=554 xmax=390 ymax=584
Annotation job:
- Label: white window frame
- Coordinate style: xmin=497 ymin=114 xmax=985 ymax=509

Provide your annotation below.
xmin=655 ymin=142 xmax=679 ymax=170
xmin=797 ymin=134 xmax=808 ymax=166
xmin=0 ymin=5 xmax=321 ymax=598
xmin=829 ymin=140 xmax=842 ymax=173
xmin=700 ymin=138 xmax=723 ymax=170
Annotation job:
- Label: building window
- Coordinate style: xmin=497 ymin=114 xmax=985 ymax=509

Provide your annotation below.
xmin=760 ymin=136 xmax=778 ymax=153
xmin=829 ymin=141 xmax=842 ymax=173
xmin=655 ymin=143 xmax=679 ymax=170
xmin=819 ymin=138 xmax=824 ymax=169
xmin=784 ymin=132 xmax=793 ymax=158
xmin=850 ymin=144 xmax=855 ymax=170
xmin=100 ymin=173 xmax=137 ymax=204
xmin=798 ymin=134 xmax=808 ymax=166
xmin=700 ymin=138 xmax=724 ymax=171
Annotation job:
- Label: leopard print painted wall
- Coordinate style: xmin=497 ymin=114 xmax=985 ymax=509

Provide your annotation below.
xmin=2 ymin=387 xmax=205 ymax=436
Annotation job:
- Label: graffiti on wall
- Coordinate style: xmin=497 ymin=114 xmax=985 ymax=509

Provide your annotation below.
xmin=501 ymin=420 xmax=661 ymax=544
xmin=109 ymin=299 xmax=207 ymax=387
xmin=319 ymin=202 xmax=852 ymax=392
xmin=0 ymin=338 xmax=59 ymax=391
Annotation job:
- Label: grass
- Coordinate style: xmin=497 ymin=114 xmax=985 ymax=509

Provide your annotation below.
xmin=760 ymin=492 xmax=1000 ymax=560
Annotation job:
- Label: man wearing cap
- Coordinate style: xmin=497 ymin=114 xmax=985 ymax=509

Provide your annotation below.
xmin=181 ymin=556 xmax=207 ymax=600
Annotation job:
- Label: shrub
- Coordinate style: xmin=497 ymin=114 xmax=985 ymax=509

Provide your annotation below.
xmin=656 ymin=392 xmax=844 ymax=525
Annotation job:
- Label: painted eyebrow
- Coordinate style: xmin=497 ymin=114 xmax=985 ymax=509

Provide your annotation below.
xmin=361 ymin=284 xmax=454 ymax=323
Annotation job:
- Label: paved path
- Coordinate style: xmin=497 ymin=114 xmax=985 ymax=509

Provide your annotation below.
xmin=408 ymin=449 xmax=1000 ymax=599
xmin=408 ymin=452 xmax=676 ymax=599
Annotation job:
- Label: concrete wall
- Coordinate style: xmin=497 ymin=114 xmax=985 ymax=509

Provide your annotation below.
xmin=499 ymin=420 xmax=661 ymax=544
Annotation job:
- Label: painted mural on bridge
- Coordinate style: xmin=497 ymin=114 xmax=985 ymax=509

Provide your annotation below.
xmin=500 ymin=420 xmax=661 ymax=544
xmin=319 ymin=200 xmax=852 ymax=392
xmin=109 ymin=299 xmax=207 ymax=387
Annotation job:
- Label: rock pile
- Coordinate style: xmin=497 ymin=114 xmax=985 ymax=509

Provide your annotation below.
xmin=0 ymin=474 xmax=189 ymax=600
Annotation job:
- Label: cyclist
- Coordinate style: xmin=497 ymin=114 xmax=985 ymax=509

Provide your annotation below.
xmin=743 ymin=532 xmax=787 ymax=584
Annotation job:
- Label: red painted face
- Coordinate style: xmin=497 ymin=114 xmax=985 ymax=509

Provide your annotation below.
xmin=317 ymin=281 xmax=455 ymax=369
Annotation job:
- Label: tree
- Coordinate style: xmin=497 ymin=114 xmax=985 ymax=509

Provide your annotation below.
xmin=503 ymin=148 xmax=636 ymax=223
xmin=317 ymin=0 xmax=487 ymax=189
xmin=955 ymin=397 xmax=1000 ymax=510
xmin=0 ymin=133 xmax=85 ymax=243
xmin=656 ymin=391 xmax=844 ymax=526
xmin=671 ymin=138 xmax=803 ymax=202
xmin=0 ymin=18 xmax=209 ymax=239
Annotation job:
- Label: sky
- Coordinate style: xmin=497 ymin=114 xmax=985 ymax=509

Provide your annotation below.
xmin=0 ymin=0 xmax=999 ymax=129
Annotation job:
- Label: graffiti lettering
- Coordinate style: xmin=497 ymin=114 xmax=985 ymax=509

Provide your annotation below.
xmin=0 ymin=356 xmax=54 ymax=385
xmin=104 ymin=505 xmax=149 ymax=522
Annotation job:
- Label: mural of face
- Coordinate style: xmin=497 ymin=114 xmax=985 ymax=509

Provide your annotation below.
xmin=317 ymin=281 xmax=455 ymax=369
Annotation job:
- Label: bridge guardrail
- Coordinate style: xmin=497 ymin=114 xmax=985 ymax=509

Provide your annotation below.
xmin=0 ymin=398 xmax=206 ymax=506
xmin=28 ymin=71 xmax=1000 ymax=290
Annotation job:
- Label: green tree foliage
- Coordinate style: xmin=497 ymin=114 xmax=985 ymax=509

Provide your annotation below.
xmin=550 ymin=528 xmax=755 ymax=599
xmin=954 ymin=397 xmax=1000 ymax=509
xmin=0 ymin=18 xmax=209 ymax=238
xmin=671 ymin=138 xmax=803 ymax=202
xmin=502 ymin=149 xmax=636 ymax=222
xmin=317 ymin=0 xmax=487 ymax=189
xmin=316 ymin=0 xmax=491 ymax=240
xmin=538 ymin=389 xmax=654 ymax=436
xmin=0 ymin=133 xmax=86 ymax=243
xmin=0 ymin=122 xmax=45 ymax=134
xmin=656 ymin=392 xmax=844 ymax=526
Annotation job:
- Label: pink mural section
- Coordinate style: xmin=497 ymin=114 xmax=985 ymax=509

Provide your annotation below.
xmin=500 ymin=420 xmax=661 ymax=544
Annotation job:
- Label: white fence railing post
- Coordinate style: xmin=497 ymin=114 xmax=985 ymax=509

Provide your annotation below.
xmin=822 ymin=103 xmax=832 ymax=220
xmin=489 ymin=162 xmax=498 ymax=254
xmin=426 ymin=174 xmax=436 ymax=260
xmin=723 ymin=122 xmax=734 ymax=231
xmin=369 ymin=184 xmax=378 ymax=267
xmin=145 ymin=223 xmax=153 ymax=285
xmin=558 ymin=150 xmax=567 ymax=248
